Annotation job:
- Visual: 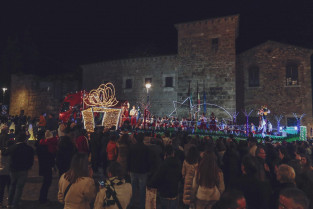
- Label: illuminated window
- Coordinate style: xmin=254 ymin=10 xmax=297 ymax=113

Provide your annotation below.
xmin=286 ymin=62 xmax=298 ymax=86
xmin=248 ymin=66 xmax=260 ymax=87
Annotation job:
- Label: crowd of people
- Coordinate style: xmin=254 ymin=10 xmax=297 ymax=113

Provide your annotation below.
xmin=0 ymin=113 xmax=312 ymax=209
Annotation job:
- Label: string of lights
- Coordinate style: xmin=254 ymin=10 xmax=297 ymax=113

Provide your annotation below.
xmin=83 ymin=83 xmax=118 ymax=107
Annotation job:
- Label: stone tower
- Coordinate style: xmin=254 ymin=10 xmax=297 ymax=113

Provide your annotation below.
xmin=175 ymin=14 xmax=239 ymax=119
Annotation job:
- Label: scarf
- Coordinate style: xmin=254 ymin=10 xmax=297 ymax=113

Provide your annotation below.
xmin=103 ymin=177 xmax=125 ymax=207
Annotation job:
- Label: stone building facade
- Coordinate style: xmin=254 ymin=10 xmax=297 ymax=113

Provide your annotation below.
xmin=82 ymin=15 xmax=239 ymax=120
xmin=237 ymin=41 xmax=313 ymax=129
xmin=10 ymin=14 xmax=313 ymax=131
xmin=9 ymin=74 xmax=80 ymax=118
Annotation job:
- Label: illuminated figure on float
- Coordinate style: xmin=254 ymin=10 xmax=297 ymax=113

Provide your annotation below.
xmin=258 ymin=105 xmax=270 ymax=137
xmin=199 ymin=113 xmax=207 ymax=131
xmin=121 ymin=101 xmax=130 ymax=123
xmin=209 ymin=112 xmax=217 ymax=131
xmin=130 ymin=105 xmax=138 ymax=129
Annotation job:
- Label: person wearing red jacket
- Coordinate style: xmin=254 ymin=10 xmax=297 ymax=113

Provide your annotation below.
xmin=106 ymin=134 xmax=118 ymax=163
xmin=39 ymin=130 xmax=58 ymax=155
xmin=75 ymin=129 xmax=89 ymax=154
xmin=37 ymin=130 xmax=58 ymax=204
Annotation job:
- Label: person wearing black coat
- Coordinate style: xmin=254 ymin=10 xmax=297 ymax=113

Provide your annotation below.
xmin=36 ymin=139 xmax=55 ymax=204
xmin=56 ymin=136 xmax=77 ymax=177
xmin=89 ymin=127 xmax=104 ymax=173
xmin=2 ymin=133 xmax=34 ymax=208
xmin=234 ymin=155 xmax=270 ymax=209
xmin=149 ymin=145 xmax=182 ymax=209
xmin=128 ymin=133 xmax=150 ymax=209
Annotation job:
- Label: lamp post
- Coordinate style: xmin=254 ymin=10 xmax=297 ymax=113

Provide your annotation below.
xmin=2 ymin=87 xmax=7 ymax=104
xmin=144 ymin=83 xmax=151 ymax=130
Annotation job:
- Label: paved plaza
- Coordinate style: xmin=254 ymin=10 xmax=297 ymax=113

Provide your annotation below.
xmin=3 ymin=156 xmax=63 ymax=209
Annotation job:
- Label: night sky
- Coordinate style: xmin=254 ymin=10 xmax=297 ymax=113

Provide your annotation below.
xmin=1 ymin=0 xmax=313 ymax=77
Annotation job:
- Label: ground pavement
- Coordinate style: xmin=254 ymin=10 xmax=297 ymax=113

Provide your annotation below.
xmin=3 ymin=156 xmax=62 ymax=209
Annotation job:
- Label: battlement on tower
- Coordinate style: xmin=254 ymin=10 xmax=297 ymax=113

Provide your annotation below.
xmin=175 ymin=14 xmax=239 ymax=28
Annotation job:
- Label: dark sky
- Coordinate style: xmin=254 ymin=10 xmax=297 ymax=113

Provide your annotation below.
xmin=1 ymin=0 xmax=313 ymax=69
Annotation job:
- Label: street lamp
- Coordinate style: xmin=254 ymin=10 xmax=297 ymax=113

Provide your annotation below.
xmin=2 ymin=87 xmax=7 ymax=104
xmin=145 ymin=83 xmax=151 ymax=102
xmin=144 ymin=83 xmax=151 ymax=130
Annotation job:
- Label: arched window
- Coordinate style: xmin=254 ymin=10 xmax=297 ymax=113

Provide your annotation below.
xmin=286 ymin=62 xmax=299 ymax=86
xmin=248 ymin=66 xmax=260 ymax=87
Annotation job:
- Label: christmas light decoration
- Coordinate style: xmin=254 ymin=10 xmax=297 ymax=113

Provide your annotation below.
xmin=169 ymin=97 xmax=232 ymax=120
xmin=83 ymin=83 xmax=118 ymax=107
xmin=82 ymin=108 xmax=95 ymax=132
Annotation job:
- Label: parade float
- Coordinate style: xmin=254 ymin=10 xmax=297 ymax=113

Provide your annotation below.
xmin=59 ymin=83 xmax=128 ymax=132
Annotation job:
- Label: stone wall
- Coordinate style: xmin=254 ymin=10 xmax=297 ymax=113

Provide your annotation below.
xmin=10 ymin=74 xmax=80 ymax=118
xmin=82 ymin=55 xmax=178 ymax=116
xmin=237 ymin=41 xmax=313 ymax=129
xmin=82 ymin=15 xmax=239 ymax=119
xmin=175 ymin=15 xmax=239 ymax=120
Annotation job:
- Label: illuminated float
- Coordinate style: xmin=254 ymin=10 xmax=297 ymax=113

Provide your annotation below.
xmin=68 ymin=83 xmax=124 ymax=132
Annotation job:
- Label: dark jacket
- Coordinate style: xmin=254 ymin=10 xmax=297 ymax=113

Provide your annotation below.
xmin=150 ymin=156 xmax=182 ymax=198
xmin=3 ymin=142 xmax=34 ymax=172
xmin=56 ymin=137 xmax=77 ymax=175
xmin=46 ymin=117 xmax=58 ymax=131
xmin=235 ymin=175 xmax=270 ymax=209
xmin=128 ymin=142 xmax=150 ymax=173
xmin=36 ymin=142 xmax=55 ymax=176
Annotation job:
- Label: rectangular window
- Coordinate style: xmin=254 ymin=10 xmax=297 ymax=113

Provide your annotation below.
xmin=125 ymin=79 xmax=132 ymax=89
xmin=286 ymin=63 xmax=298 ymax=86
xmin=248 ymin=66 xmax=260 ymax=87
xmin=211 ymin=38 xmax=219 ymax=53
xmin=165 ymin=77 xmax=173 ymax=87
xmin=145 ymin=78 xmax=152 ymax=84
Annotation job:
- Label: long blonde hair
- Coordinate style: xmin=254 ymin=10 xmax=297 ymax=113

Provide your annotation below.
xmin=64 ymin=153 xmax=89 ymax=183
xmin=197 ymin=152 xmax=219 ymax=188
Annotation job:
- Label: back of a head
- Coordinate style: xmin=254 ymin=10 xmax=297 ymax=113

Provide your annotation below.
xmin=45 ymin=130 xmax=53 ymax=139
xmin=216 ymin=140 xmax=226 ymax=152
xmin=277 ymin=164 xmax=295 ymax=183
xmin=279 ymin=188 xmax=309 ymax=209
xmin=186 ymin=146 xmax=199 ymax=165
xmin=16 ymin=133 xmax=27 ymax=142
xmin=241 ymin=155 xmax=258 ymax=177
